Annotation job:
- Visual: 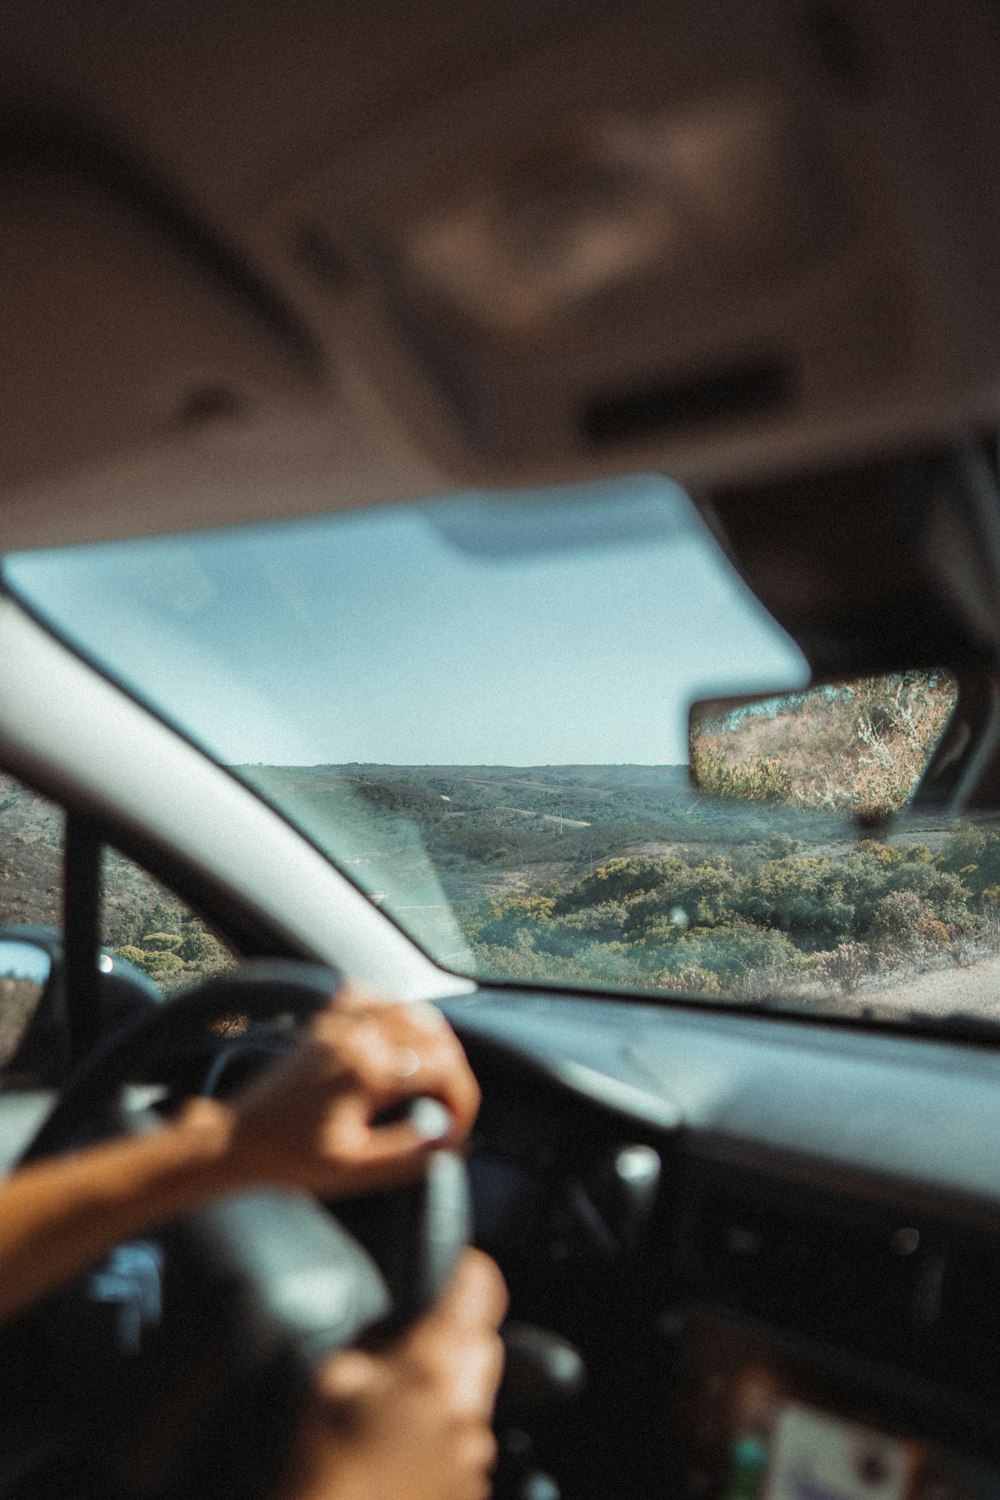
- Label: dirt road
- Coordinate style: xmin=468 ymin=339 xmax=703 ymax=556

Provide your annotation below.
xmin=864 ymin=954 xmax=1000 ymax=1022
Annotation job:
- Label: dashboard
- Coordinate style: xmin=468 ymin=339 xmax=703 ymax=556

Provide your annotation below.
xmin=0 ymin=982 xmax=998 ymax=1500
xmin=445 ymin=990 xmax=1000 ymax=1500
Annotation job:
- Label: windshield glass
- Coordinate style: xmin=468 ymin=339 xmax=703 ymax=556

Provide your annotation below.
xmin=3 ymin=475 xmax=987 ymax=1023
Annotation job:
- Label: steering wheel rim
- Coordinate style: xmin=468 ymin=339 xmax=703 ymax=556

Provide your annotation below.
xmin=18 ymin=959 xmax=472 ymax=1500
xmin=21 ymin=959 xmax=338 ymax=1161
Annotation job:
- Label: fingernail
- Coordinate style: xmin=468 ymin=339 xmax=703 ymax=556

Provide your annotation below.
xmin=410 ymin=1097 xmax=451 ymax=1141
xmin=392 ymin=1046 xmax=421 ymax=1080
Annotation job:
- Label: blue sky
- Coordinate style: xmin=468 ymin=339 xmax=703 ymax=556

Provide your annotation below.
xmin=5 ymin=476 xmax=807 ymax=766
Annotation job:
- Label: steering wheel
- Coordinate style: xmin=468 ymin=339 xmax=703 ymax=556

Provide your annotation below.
xmin=18 ymin=960 xmax=471 ymax=1500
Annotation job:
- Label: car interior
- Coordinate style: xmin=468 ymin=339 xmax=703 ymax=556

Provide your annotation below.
xmin=5 ymin=2 xmax=1000 ymax=1499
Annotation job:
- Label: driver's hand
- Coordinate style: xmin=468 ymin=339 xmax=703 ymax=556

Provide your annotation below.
xmin=214 ymin=985 xmax=481 ymax=1197
xmin=282 ymin=1248 xmax=508 ymax=1500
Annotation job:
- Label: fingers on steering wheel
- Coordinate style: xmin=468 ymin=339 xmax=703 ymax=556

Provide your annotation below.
xmin=325 ymin=1107 xmax=448 ymax=1188
xmin=431 ymin=1249 xmax=509 ymax=1334
xmin=313 ymin=992 xmax=481 ymax=1144
xmin=410 ymin=1250 xmax=508 ymax=1416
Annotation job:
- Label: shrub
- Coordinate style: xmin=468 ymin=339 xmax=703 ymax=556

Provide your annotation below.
xmin=462 ymin=808 xmax=996 ymax=1001
xmin=651 ymin=964 xmax=723 ymax=997
xmin=470 ymin=940 xmax=591 ymax=986
xmin=548 ymin=901 xmax=630 ymax=943
xmin=666 ymin=920 xmax=804 ymax=982
xmin=146 ymin=950 xmax=185 ymax=973
xmin=691 ymin=744 xmax=793 ymax=803
xmin=557 ymin=857 xmax=675 ymax=910
xmin=623 ymin=859 xmax=744 ymax=933
xmin=113 ymin=944 xmax=151 ymax=969
xmin=177 ymin=920 xmax=226 ymax=964
xmin=114 ymin=945 xmax=185 ymax=979
xmin=868 ymin=890 xmax=928 ymax=945
xmin=140 ymin=930 xmax=182 ymax=951
xmin=918 ymin=917 xmax=951 ymax=948
xmin=940 ymin=826 xmax=1000 ymax=896
xmin=476 ymin=892 xmax=557 ymax=946
xmin=814 ymin=942 xmax=872 ymax=993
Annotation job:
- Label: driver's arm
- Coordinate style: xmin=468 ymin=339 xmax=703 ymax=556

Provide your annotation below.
xmin=0 ymin=986 xmax=483 ymax=1324
xmin=0 ymin=987 xmax=507 ymax=1500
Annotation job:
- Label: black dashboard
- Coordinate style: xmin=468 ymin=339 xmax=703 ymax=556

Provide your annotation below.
xmin=445 ymin=989 xmax=1000 ymax=1500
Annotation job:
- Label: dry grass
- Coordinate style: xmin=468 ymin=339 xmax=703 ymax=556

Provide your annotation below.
xmin=694 ymin=672 xmax=956 ymax=815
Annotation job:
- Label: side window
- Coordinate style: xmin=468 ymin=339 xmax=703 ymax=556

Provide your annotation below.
xmin=0 ymin=776 xmax=238 ymax=1083
xmin=0 ymin=771 xmax=62 ymax=932
xmin=102 ymin=850 xmax=235 ymax=996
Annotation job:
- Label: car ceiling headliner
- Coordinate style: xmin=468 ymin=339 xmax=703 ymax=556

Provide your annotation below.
xmin=0 ymin=2 xmax=591 ymax=212
xmin=3 ymin=0 xmax=1000 ymax=552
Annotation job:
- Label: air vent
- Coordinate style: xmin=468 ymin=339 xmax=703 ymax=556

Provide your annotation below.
xmin=581 ymin=360 xmax=791 ymax=448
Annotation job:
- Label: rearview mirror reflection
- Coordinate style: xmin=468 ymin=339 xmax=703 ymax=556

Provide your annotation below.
xmin=689 ymin=671 xmax=958 ymax=817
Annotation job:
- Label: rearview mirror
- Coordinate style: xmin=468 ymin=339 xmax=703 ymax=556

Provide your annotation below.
xmin=689 ymin=671 xmax=959 ymax=817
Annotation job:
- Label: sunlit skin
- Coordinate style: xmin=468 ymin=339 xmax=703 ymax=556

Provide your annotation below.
xmin=286 ymin=1249 xmax=507 ymax=1500
xmin=0 ymin=986 xmax=506 ymax=1500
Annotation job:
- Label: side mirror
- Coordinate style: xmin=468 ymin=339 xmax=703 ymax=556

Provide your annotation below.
xmin=688 ymin=670 xmax=962 ymax=818
xmin=0 ymin=926 xmax=162 ymax=1086
xmin=0 ymin=939 xmax=52 ymax=1069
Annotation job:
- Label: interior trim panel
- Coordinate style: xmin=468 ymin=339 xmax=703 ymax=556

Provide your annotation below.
xmin=445 ymin=989 xmax=1000 ymax=1218
xmin=445 ymin=990 xmax=1000 ymax=1500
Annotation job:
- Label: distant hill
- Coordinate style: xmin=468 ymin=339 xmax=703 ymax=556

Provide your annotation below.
xmin=240 ymin=763 xmax=695 ymax=826
xmin=0 ymin=762 xmax=984 ymax=1019
xmin=328 ymin=763 xmax=691 ymax=785
xmin=0 ymin=764 xmax=703 ymax=984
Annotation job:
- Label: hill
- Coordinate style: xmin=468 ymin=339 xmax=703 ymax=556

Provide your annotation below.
xmin=0 ymin=774 xmax=229 ymax=994
xmin=0 ymin=757 xmax=994 ymax=1020
xmin=245 ymin=762 xmax=693 ymax=821
xmin=239 ymin=761 xmax=1000 ymax=1012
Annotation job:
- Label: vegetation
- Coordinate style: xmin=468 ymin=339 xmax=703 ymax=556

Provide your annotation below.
xmin=0 ymin=663 xmax=984 ymax=1028
xmin=691 ymin=671 xmax=956 ymax=816
xmin=238 ymin=674 xmax=999 ymax=1009
xmin=101 ymin=851 xmax=232 ymax=994
xmin=47 ymin=666 xmax=982 ymax=1014
xmin=0 ymin=782 xmax=233 ymax=1001
xmin=460 ymin=830 xmax=1000 ymax=1002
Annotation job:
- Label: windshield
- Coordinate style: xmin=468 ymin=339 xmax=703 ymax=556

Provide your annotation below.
xmin=4 ymin=475 xmax=989 ymax=1024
